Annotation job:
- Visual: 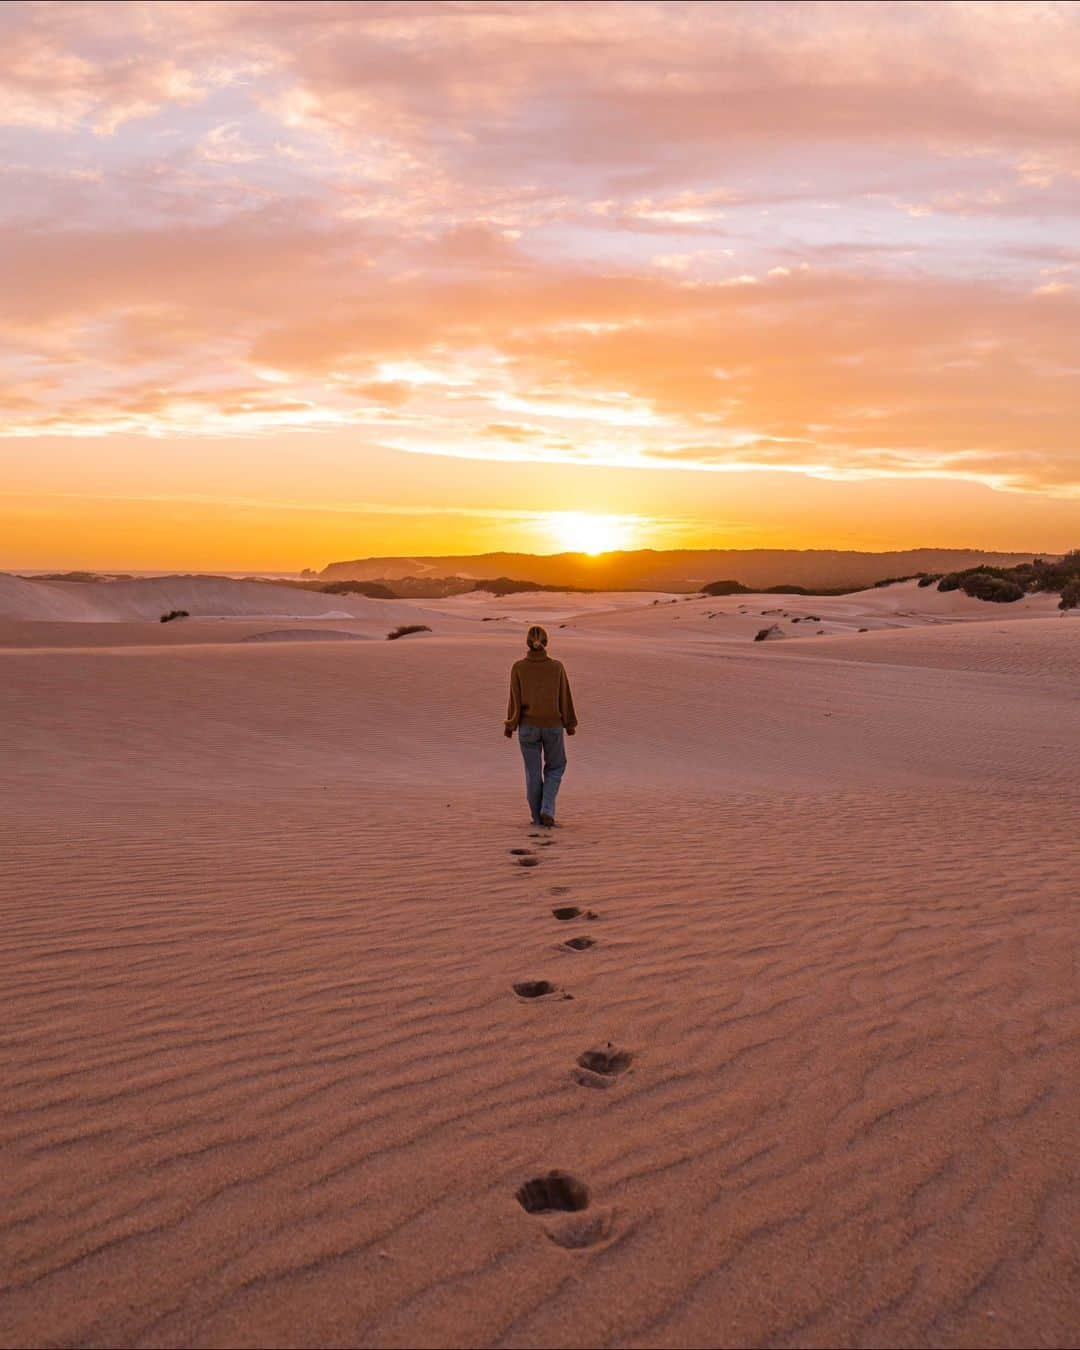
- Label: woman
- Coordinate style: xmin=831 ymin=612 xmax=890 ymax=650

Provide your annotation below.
xmin=503 ymin=625 xmax=577 ymax=827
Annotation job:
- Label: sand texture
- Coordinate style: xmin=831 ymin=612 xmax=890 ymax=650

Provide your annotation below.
xmin=1 ymin=580 xmax=1077 ymax=1348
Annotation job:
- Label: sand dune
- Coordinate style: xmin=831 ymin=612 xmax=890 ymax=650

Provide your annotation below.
xmin=0 ymin=573 xmax=453 ymax=632
xmin=1 ymin=607 xmax=1077 ymax=1348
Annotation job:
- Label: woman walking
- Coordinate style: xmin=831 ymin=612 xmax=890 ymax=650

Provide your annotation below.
xmin=504 ymin=625 xmax=577 ymax=827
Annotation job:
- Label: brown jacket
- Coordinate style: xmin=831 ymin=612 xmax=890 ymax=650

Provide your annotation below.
xmin=505 ymin=650 xmax=577 ymax=732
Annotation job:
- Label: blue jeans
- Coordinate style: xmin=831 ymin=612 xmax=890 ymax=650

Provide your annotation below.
xmin=518 ymin=723 xmax=567 ymax=824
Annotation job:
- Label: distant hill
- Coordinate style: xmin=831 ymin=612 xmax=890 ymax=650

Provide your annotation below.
xmin=320 ymin=549 xmax=1046 ymax=595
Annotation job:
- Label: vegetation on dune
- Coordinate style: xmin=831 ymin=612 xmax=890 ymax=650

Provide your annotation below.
xmin=935 ymin=552 xmax=1080 ymax=607
xmin=268 ymin=578 xmax=396 ymax=598
xmin=318 ymin=579 xmax=396 ymax=598
xmin=159 ymin=610 xmax=190 ymax=623
xmin=26 ymin=571 xmax=106 ymax=583
xmin=386 ymin=624 xmax=431 ymax=640
xmin=705 ymin=576 xmax=925 ymax=597
xmin=959 ymin=574 xmax=1026 ymax=603
xmin=701 ymin=579 xmax=751 ymax=596
xmin=700 ymin=557 xmax=1080 ymax=607
xmin=871 ymin=573 xmax=926 ymax=587
xmin=473 ymin=577 xmax=591 ymax=596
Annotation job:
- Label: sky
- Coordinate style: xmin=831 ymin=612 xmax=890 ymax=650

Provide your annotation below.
xmin=1 ymin=0 xmax=1079 ymax=570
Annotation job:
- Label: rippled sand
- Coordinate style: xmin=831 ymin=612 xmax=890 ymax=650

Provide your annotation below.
xmin=1 ymin=597 xmax=1077 ymax=1348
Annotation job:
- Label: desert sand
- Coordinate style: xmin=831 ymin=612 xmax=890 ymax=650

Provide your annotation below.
xmin=1 ymin=576 xmax=1077 ymax=1348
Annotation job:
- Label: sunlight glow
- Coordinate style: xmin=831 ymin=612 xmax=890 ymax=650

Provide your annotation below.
xmin=545 ymin=512 xmax=636 ymax=555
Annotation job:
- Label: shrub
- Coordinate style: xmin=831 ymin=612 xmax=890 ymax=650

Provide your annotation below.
xmin=917 ymin=573 xmax=941 ymax=587
xmin=160 ymin=609 xmax=190 ymax=623
xmin=958 ymin=572 xmax=1025 ymax=603
xmin=474 ymin=577 xmax=588 ymax=596
xmin=702 ymin=579 xmax=750 ymax=596
xmin=320 ymin=580 xmax=396 ymax=598
xmin=1059 ymin=578 xmax=1080 ymax=610
xmin=872 ymin=573 xmax=924 ymax=588
xmin=386 ymin=624 xmax=431 ymax=640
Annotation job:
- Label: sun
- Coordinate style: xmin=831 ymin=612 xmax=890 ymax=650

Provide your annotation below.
xmin=545 ymin=512 xmax=634 ymax=555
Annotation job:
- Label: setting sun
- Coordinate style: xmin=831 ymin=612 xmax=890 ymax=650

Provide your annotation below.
xmin=545 ymin=512 xmax=635 ymax=555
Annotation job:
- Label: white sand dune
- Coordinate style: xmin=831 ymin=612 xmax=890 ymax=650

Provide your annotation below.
xmin=0 ymin=604 xmax=1077 ymax=1348
xmin=435 ymin=589 xmax=675 ymax=623
xmin=0 ymin=572 xmax=456 ymax=633
xmin=554 ymin=579 xmax=1063 ymax=642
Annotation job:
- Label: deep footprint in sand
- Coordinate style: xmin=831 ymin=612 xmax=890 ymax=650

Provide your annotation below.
xmin=516 ymin=1171 xmax=590 ymax=1214
xmin=513 ymin=980 xmax=571 ymax=1001
xmin=509 ymin=848 xmax=533 ymax=856
xmin=553 ymin=906 xmax=598 ymax=921
xmin=517 ymin=856 xmax=541 ymax=868
xmin=573 ymin=1044 xmax=634 ymax=1088
xmin=516 ymin=1174 xmax=611 ymax=1249
xmin=560 ymin=936 xmax=596 ymax=952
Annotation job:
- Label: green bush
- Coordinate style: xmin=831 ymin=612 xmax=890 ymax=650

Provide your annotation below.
xmin=936 ymin=553 xmax=1079 ymax=604
xmin=959 ymin=573 xmax=1025 ymax=603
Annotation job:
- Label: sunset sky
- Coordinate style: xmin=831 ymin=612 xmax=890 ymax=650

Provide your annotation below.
xmin=2 ymin=0 xmax=1079 ymax=570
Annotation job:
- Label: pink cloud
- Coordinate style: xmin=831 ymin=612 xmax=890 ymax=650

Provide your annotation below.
xmin=1 ymin=1 xmax=1078 ymax=501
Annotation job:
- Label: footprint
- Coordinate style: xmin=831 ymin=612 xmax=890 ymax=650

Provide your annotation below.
xmin=552 ymin=906 xmax=598 ymax=921
xmin=513 ymin=980 xmax=570 ymax=1000
xmin=577 ymin=1045 xmax=633 ymax=1076
xmin=561 ymin=936 xmax=596 ymax=952
xmin=550 ymin=886 xmax=572 ymax=896
xmin=509 ymin=848 xmax=533 ymax=856
xmin=517 ymin=856 xmax=541 ymax=868
xmin=573 ymin=1044 xmax=634 ymax=1088
xmin=516 ymin=1171 xmax=589 ymax=1214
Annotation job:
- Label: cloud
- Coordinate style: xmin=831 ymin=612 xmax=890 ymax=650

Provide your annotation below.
xmin=1 ymin=1 xmax=1078 ymax=502
xmin=0 ymin=5 xmax=216 ymax=133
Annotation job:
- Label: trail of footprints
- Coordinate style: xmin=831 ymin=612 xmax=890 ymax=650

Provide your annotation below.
xmin=505 ymin=836 xmax=633 ymax=1248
